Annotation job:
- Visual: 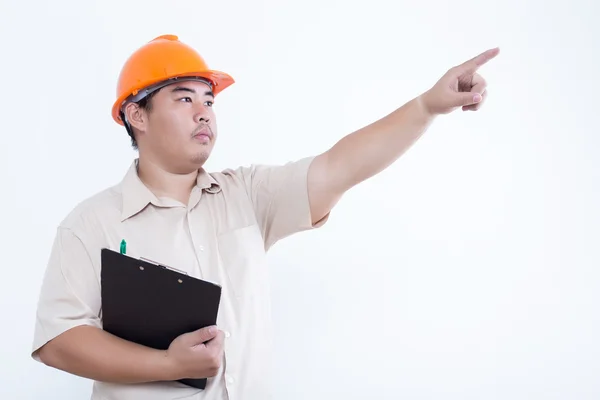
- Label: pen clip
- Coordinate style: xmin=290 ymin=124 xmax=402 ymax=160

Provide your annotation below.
xmin=139 ymin=257 xmax=189 ymax=276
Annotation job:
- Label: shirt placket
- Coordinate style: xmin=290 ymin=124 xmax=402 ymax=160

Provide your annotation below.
xmin=187 ymin=187 xmax=243 ymax=399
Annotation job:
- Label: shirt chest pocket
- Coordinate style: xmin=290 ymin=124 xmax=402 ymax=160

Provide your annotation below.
xmin=216 ymin=224 xmax=268 ymax=300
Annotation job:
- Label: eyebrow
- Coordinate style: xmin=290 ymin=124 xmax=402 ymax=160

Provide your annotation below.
xmin=171 ymin=86 xmax=214 ymax=97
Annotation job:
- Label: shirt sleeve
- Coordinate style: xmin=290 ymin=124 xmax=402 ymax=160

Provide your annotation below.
xmin=235 ymin=156 xmax=330 ymax=250
xmin=31 ymin=226 xmax=102 ymax=362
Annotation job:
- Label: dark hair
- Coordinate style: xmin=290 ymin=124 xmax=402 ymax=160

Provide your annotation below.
xmin=121 ymin=89 xmax=160 ymax=149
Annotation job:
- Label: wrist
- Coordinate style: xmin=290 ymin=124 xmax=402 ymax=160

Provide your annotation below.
xmin=415 ymin=92 xmax=437 ymax=120
xmin=156 ymin=349 xmax=182 ymax=381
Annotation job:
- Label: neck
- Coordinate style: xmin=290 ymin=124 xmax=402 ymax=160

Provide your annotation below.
xmin=137 ymin=155 xmax=198 ymax=205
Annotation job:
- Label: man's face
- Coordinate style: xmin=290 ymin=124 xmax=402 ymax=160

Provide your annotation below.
xmin=128 ymin=80 xmax=218 ymax=173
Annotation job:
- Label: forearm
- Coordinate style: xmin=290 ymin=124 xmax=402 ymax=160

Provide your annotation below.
xmin=325 ymin=95 xmax=435 ymax=191
xmin=38 ymin=325 xmax=177 ymax=383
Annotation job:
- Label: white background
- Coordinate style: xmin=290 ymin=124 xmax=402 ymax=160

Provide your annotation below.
xmin=1 ymin=0 xmax=599 ymax=399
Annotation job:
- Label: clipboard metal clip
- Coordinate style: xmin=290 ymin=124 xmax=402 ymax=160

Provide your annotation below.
xmin=139 ymin=257 xmax=189 ymax=276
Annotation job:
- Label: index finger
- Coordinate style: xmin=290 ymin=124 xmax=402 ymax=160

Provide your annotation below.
xmin=457 ymin=47 xmax=500 ymax=73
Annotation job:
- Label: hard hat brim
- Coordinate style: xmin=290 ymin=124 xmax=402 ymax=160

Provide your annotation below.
xmin=111 ymin=69 xmax=234 ymax=126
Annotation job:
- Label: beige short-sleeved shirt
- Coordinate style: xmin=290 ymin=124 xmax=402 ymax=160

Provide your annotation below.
xmin=32 ymin=156 xmax=328 ymax=400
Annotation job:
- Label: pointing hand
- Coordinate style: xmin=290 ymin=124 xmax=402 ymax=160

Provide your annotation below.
xmin=420 ymin=47 xmax=500 ymax=116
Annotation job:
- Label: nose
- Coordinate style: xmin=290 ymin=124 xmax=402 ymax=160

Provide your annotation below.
xmin=195 ymin=112 xmax=210 ymax=124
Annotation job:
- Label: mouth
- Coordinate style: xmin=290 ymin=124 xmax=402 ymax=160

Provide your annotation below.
xmin=192 ymin=126 xmax=213 ymax=142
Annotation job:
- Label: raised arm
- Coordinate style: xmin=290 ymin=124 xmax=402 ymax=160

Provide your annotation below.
xmin=307 ymin=48 xmax=499 ymax=223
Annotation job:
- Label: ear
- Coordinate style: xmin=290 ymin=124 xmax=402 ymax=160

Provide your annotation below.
xmin=124 ymin=102 xmax=147 ymax=132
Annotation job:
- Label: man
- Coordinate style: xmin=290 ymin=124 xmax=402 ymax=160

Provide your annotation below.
xmin=31 ymin=34 xmax=498 ymax=400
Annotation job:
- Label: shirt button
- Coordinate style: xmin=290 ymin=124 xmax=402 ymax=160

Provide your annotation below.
xmin=226 ymin=375 xmax=234 ymax=384
xmin=199 ymin=245 xmax=205 ymax=251
xmin=224 ymin=331 xmax=231 ymax=338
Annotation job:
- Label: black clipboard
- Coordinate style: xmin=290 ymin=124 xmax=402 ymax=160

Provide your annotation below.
xmin=100 ymin=248 xmax=222 ymax=390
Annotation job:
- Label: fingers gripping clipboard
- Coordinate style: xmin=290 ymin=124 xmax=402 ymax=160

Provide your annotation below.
xmin=100 ymin=248 xmax=222 ymax=389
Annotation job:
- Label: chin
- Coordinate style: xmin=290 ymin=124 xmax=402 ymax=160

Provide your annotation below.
xmin=190 ymin=151 xmax=210 ymax=166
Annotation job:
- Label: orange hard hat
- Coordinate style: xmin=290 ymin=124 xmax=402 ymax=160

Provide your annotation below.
xmin=111 ymin=34 xmax=235 ymax=125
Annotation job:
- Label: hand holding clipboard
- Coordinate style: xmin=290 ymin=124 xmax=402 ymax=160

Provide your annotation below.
xmin=100 ymin=248 xmax=223 ymax=389
xmin=163 ymin=325 xmax=225 ymax=380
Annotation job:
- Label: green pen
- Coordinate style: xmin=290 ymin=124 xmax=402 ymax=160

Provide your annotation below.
xmin=120 ymin=239 xmax=127 ymax=255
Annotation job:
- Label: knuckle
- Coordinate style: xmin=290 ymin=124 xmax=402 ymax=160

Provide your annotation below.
xmin=206 ymin=363 xmax=217 ymax=374
xmin=207 ymin=357 xmax=221 ymax=376
xmin=210 ymin=352 xmax=222 ymax=368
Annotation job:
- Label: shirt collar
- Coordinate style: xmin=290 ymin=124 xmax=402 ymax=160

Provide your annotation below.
xmin=120 ymin=159 xmax=221 ymax=221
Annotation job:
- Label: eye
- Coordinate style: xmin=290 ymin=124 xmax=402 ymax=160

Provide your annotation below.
xmin=179 ymin=97 xmax=192 ymax=103
xmin=204 ymin=101 xmax=214 ymax=107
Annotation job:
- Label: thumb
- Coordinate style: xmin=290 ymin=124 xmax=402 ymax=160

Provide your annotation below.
xmin=182 ymin=325 xmax=218 ymax=346
xmin=205 ymin=329 xmax=225 ymax=349
xmin=457 ymin=92 xmax=483 ymax=107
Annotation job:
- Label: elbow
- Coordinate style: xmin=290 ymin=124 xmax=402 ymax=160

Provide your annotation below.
xmin=37 ymin=342 xmax=61 ymax=368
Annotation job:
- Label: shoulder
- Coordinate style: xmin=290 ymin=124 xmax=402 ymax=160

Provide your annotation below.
xmin=207 ymin=156 xmax=316 ymax=190
xmin=204 ymin=164 xmax=263 ymax=196
xmin=208 ymin=163 xmax=263 ymax=184
xmin=58 ymin=184 xmax=123 ymax=235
